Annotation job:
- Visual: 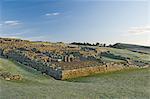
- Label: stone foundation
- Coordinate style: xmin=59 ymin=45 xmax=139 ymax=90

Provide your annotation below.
xmin=61 ymin=65 xmax=134 ymax=80
xmin=0 ymin=48 xmax=144 ymax=80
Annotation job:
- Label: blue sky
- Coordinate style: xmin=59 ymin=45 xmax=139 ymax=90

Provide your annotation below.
xmin=0 ymin=0 xmax=149 ymax=46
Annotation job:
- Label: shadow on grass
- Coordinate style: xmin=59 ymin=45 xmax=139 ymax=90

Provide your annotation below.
xmin=0 ymin=56 xmax=52 ymax=80
xmin=1 ymin=56 xmax=42 ymax=75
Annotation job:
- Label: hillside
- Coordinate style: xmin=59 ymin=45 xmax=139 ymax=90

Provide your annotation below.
xmin=111 ymin=43 xmax=150 ymax=54
xmin=0 ymin=57 xmax=149 ymax=99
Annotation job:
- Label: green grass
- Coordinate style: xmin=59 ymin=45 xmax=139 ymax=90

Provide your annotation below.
xmin=99 ymin=47 xmax=150 ymax=62
xmin=0 ymin=57 xmax=150 ymax=99
xmin=31 ymin=41 xmax=52 ymax=45
xmin=101 ymin=56 xmax=125 ymax=62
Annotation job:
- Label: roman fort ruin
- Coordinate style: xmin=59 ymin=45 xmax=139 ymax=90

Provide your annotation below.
xmin=0 ymin=38 xmax=149 ymax=80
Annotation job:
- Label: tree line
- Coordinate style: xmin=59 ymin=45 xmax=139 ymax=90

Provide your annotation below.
xmin=71 ymin=42 xmax=106 ymax=47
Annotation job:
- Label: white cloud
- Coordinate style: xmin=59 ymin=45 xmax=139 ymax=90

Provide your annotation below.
xmin=45 ymin=12 xmax=60 ymax=16
xmin=4 ymin=20 xmax=21 ymax=26
xmin=0 ymin=32 xmax=24 ymax=36
xmin=27 ymin=36 xmax=47 ymax=40
xmin=0 ymin=24 xmax=2 ymax=28
xmin=128 ymin=26 xmax=150 ymax=35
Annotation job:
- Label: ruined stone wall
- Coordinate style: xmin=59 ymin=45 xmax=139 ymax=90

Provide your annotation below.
xmin=61 ymin=64 xmax=135 ymax=80
xmin=47 ymin=67 xmax=62 ymax=80
xmin=0 ymin=49 xmax=3 ymax=56
xmin=1 ymin=49 xmax=62 ymax=80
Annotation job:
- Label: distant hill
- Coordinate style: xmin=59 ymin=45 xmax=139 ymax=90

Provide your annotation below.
xmin=111 ymin=43 xmax=150 ymax=54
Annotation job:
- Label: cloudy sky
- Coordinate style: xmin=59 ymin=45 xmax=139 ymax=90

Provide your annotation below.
xmin=0 ymin=0 xmax=149 ymax=46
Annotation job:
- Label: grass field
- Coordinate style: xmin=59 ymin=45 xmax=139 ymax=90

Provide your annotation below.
xmin=0 ymin=57 xmax=150 ymax=99
xmin=99 ymin=47 xmax=150 ymax=62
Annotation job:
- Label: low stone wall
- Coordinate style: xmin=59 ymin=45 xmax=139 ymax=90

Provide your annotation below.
xmin=0 ymin=49 xmax=3 ymax=56
xmin=0 ymin=49 xmax=62 ymax=80
xmin=47 ymin=67 xmax=62 ymax=80
xmin=61 ymin=64 xmax=135 ymax=80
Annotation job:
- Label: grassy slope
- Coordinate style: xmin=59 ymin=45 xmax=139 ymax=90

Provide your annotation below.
xmin=0 ymin=58 xmax=150 ymax=99
xmin=112 ymin=43 xmax=150 ymax=54
xmin=99 ymin=47 xmax=150 ymax=62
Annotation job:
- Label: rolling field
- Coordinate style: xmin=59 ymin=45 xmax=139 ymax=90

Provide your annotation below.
xmin=0 ymin=57 xmax=150 ymax=99
xmin=99 ymin=47 xmax=150 ymax=62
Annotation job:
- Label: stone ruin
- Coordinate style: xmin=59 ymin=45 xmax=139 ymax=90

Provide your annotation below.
xmin=0 ymin=38 xmax=149 ymax=80
xmin=0 ymin=72 xmax=22 ymax=81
